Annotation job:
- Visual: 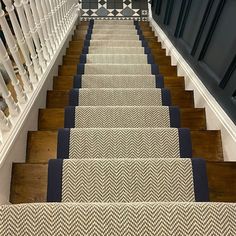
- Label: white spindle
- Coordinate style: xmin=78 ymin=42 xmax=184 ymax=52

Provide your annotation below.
xmin=29 ymin=0 xmax=50 ymax=61
xmin=22 ymin=0 xmax=47 ymax=71
xmin=58 ymin=0 xmax=66 ymax=35
xmin=40 ymin=0 xmax=57 ymax=51
xmin=50 ymin=0 xmax=62 ymax=42
xmin=49 ymin=0 xmax=61 ymax=43
xmin=14 ymin=0 xmax=44 ymax=75
xmin=0 ymin=110 xmax=12 ymax=131
xmin=0 ymin=72 xmax=20 ymax=116
xmin=44 ymin=0 xmax=59 ymax=47
xmin=3 ymin=0 xmax=38 ymax=84
xmin=0 ymin=40 xmax=27 ymax=104
xmin=0 ymin=6 xmax=33 ymax=93
xmin=34 ymin=0 xmax=54 ymax=56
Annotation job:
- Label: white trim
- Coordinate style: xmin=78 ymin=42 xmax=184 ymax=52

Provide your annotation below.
xmin=0 ymin=13 xmax=79 ymax=168
xmin=149 ymin=15 xmax=236 ymax=161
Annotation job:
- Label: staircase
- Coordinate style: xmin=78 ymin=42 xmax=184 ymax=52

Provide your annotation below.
xmin=1 ymin=20 xmax=236 ymax=234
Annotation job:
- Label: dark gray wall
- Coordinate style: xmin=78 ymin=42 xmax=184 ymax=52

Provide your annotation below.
xmin=151 ymin=0 xmax=236 ymax=124
xmin=80 ymin=0 xmax=148 ymax=20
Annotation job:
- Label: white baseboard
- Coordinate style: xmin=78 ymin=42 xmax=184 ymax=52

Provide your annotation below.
xmin=149 ymin=16 xmax=236 ymax=162
xmin=0 ymin=14 xmax=79 ymax=205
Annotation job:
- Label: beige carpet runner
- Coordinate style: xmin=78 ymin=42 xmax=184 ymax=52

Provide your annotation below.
xmin=77 ymin=75 xmax=161 ymax=88
xmin=1 ymin=20 xmax=235 ymax=235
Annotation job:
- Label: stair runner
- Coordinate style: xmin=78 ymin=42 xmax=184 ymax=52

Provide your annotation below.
xmin=1 ymin=20 xmax=235 ymax=235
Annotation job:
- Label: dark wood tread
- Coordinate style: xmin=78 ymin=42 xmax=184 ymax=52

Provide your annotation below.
xmin=53 ymin=76 xmax=186 ymax=91
xmin=46 ymin=89 xmax=194 ymax=109
xmin=26 ymin=130 xmax=223 ymax=164
xmin=63 ymin=54 xmax=171 ymax=66
xmin=10 ymin=161 xmax=235 ymax=204
xmin=58 ymin=65 xmax=178 ymax=77
xmin=38 ymin=108 xmax=206 ymax=131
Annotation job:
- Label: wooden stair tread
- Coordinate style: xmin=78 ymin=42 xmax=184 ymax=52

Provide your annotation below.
xmin=38 ymin=108 xmax=206 ymax=131
xmin=10 ymin=163 xmax=48 ymax=204
xmin=58 ymin=65 xmax=177 ymax=77
xmin=53 ymin=76 xmax=186 ymax=91
xmin=10 ymin=161 xmax=236 ymax=204
xmin=46 ymin=89 xmax=194 ymax=109
xmin=26 ymin=130 xmax=223 ymax=163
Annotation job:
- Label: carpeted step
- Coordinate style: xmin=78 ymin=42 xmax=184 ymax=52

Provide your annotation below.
xmin=93 ymin=20 xmax=135 ymax=25
xmin=47 ymin=158 xmax=208 ymax=202
xmin=85 ymin=39 xmax=146 ymax=47
xmin=83 ymin=46 xmax=151 ymax=54
xmin=3 ymin=202 xmax=235 ymax=235
xmin=77 ymin=64 xmax=159 ymax=75
xmin=87 ymin=34 xmax=141 ymax=40
xmin=79 ymin=54 xmax=154 ymax=64
xmin=73 ymin=74 xmax=164 ymax=88
xmin=57 ymin=128 xmax=192 ymax=159
xmin=69 ymin=88 xmax=171 ymax=106
xmin=89 ymin=29 xmax=139 ymax=35
xmin=64 ymin=106 xmax=180 ymax=128
xmin=91 ymin=24 xmax=137 ymax=29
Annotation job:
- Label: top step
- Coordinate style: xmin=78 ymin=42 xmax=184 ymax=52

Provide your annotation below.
xmin=93 ymin=20 xmax=135 ymax=25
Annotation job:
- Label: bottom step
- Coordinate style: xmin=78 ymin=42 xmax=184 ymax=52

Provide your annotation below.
xmin=1 ymin=202 xmax=236 ymax=235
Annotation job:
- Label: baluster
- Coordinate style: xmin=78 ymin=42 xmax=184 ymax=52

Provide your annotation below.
xmin=0 ymin=6 xmax=32 ymax=93
xmin=58 ymin=0 xmax=66 ymax=36
xmin=49 ymin=0 xmax=63 ymax=43
xmin=49 ymin=0 xmax=61 ymax=44
xmin=63 ymin=0 xmax=69 ymax=29
xmin=3 ymin=0 xmax=37 ymax=83
xmin=29 ymin=0 xmax=50 ymax=61
xmin=22 ymin=0 xmax=47 ymax=71
xmin=14 ymin=0 xmax=44 ymax=75
xmin=44 ymin=0 xmax=59 ymax=47
xmin=0 ymin=71 xmax=20 ymax=116
xmin=0 ymin=110 xmax=12 ymax=131
xmin=0 ymin=40 xmax=27 ymax=103
xmin=50 ymin=0 xmax=63 ymax=41
xmin=33 ymin=0 xmax=53 ymax=56
xmin=40 ymin=0 xmax=57 ymax=51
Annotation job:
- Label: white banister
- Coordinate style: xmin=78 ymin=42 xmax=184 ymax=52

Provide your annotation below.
xmin=29 ymin=0 xmax=50 ymax=61
xmin=14 ymin=0 xmax=43 ymax=75
xmin=0 ymin=6 xmax=32 ymax=93
xmin=0 ymin=110 xmax=12 ymax=131
xmin=0 ymin=0 xmax=80 ymax=189
xmin=22 ymin=0 xmax=47 ymax=71
xmin=0 ymin=72 xmax=20 ymax=116
xmin=3 ymin=0 xmax=38 ymax=84
xmin=0 ymin=40 xmax=27 ymax=104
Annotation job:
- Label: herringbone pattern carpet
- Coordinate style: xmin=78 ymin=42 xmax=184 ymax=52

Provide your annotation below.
xmin=1 ymin=203 xmax=236 ymax=235
xmin=66 ymin=128 xmax=182 ymax=159
xmin=73 ymin=106 xmax=171 ymax=128
xmin=61 ymin=158 xmax=195 ymax=202
xmin=76 ymin=88 xmax=164 ymax=106
xmin=80 ymin=75 xmax=158 ymax=88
